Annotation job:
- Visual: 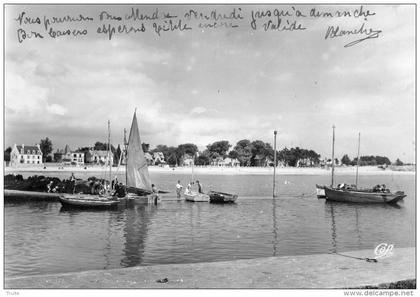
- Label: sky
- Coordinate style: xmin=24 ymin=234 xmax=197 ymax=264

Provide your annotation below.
xmin=4 ymin=4 xmax=415 ymax=162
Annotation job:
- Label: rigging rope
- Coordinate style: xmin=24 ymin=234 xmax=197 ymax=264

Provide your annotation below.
xmin=329 ymin=252 xmax=378 ymax=263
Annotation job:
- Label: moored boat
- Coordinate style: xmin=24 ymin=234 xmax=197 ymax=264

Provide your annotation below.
xmin=59 ymin=194 xmax=120 ymax=209
xmin=184 ymin=192 xmax=210 ymax=202
xmin=208 ymin=191 xmax=238 ymax=203
xmin=324 ymin=187 xmax=406 ymax=204
xmin=320 ymin=127 xmax=405 ymax=204
xmin=58 ymin=121 xmax=122 ymax=209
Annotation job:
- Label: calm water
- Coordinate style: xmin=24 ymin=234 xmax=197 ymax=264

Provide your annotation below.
xmin=5 ymin=172 xmax=415 ymax=278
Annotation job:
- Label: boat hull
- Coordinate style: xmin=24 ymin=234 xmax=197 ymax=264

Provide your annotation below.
xmin=184 ymin=192 xmax=209 ymax=202
xmin=209 ymin=191 xmax=238 ymax=203
xmin=125 ymin=193 xmax=161 ymax=204
xmin=315 ymin=184 xmax=326 ymax=198
xmin=324 ymin=187 xmax=406 ymax=204
xmin=59 ymin=194 xmax=120 ymax=209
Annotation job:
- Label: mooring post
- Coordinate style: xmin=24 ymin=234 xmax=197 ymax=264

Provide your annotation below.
xmin=273 ymin=130 xmax=277 ymax=198
xmin=331 ymin=125 xmax=335 ymax=188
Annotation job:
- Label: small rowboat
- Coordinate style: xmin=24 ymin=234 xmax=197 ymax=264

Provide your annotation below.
xmin=315 ymin=184 xmax=326 ymax=198
xmin=209 ymin=191 xmax=238 ymax=203
xmin=184 ymin=192 xmax=210 ymax=202
xmin=59 ymin=194 xmax=120 ymax=209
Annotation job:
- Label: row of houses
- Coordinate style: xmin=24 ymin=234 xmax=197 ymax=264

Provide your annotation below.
xmin=9 ymin=143 xmax=167 ymax=167
xmin=9 ymin=144 xmax=115 ymax=167
xmin=9 ymin=143 xmax=281 ymax=168
xmin=53 ymin=145 xmax=113 ymax=166
xmin=10 ymin=143 xmax=328 ymax=168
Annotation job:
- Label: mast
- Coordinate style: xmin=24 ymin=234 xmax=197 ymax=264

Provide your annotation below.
xmin=108 ymin=120 xmax=112 ymax=189
xmin=331 ymin=125 xmax=335 ymax=188
xmin=191 ymin=154 xmax=194 ymax=182
xmin=124 ymin=128 xmax=128 ymax=187
xmin=273 ymin=130 xmax=277 ymax=198
xmin=355 ymin=132 xmax=361 ymax=189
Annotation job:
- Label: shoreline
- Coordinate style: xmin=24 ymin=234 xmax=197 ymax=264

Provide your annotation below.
xmin=5 ymin=165 xmax=415 ymax=176
xmin=5 ymin=247 xmax=415 ymax=289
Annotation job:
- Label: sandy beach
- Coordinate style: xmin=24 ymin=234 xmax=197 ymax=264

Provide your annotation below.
xmin=5 ymin=164 xmax=415 ymax=176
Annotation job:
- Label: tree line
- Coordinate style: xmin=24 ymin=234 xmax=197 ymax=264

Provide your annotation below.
xmin=4 ymin=137 xmax=408 ymax=167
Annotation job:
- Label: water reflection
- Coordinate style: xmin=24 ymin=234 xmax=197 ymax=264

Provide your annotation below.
xmin=120 ymin=203 xmax=157 ymax=267
xmin=272 ymin=197 xmax=278 ymax=256
xmin=324 ymin=201 xmax=404 ymax=253
xmin=326 ymin=202 xmax=338 ymax=253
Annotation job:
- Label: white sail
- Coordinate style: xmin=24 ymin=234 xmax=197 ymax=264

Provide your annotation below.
xmin=126 ymin=112 xmax=152 ymax=191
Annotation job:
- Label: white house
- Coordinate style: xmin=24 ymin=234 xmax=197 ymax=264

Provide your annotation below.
xmin=64 ymin=151 xmax=85 ymax=166
xmin=182 ymin=154 xmax=194 ymax=166
xmin=10 ymin=144 xmax=43 ymax=167
xmin=86 ymin=150 xmax=113 ymax=165
xmin=153 ymin=152 xmax=166 ymax=165
xmin=223 ymin=157 xmax=240 ymax=167
xmin=144 ymin=152 xmax=154 ymax=165
xmin=210 ymin=156 xmax=224 ymax=166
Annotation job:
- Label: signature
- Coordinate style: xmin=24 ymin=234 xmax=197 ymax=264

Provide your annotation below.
xmin=325 ymin=22 xmax=382 ymax=47
xmin=374 ymin=243 xmax=394 ymax=259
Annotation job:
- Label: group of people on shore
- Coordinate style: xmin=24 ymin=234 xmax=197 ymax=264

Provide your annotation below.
xmin=176 ymin=180 xmax=204 ymax=198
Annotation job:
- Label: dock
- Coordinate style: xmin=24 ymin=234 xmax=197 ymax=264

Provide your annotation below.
xmin=4 ymin=189 xmax=61 ymax=202
xmin=5 ymin=247 xmax=415 ymax=289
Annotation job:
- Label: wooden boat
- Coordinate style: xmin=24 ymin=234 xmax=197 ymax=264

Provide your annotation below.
xmin=324 ymin=187 xmax=406 ymax=204
xmin=58 ymin=121 xmax=121 ymax=209
xmin=59 ymin=193 xmax=120 ymax=209
xmin=184 ymin=191 xmax=209 ymax=202
xmin=315 ymin=184 xmax=326 ymax=198
xmin=321 ymin=128 xmax=405 ymax=204
xmin=209 ymin=191 xmax=238 ymax=203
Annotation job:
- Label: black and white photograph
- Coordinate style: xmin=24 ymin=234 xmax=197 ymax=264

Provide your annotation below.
xmin=3 ymin=2 xmax=416 ymax=293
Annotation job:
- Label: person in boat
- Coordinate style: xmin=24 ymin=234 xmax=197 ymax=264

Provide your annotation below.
xmin=151 ymin=184 xmax=159 ymax=205
xmin=117 ymin=183 xmax=126 ymax=197
xmin=47 ymin=181 xmax=54 ymax=193
xmin=91 ymin=181 xmax=104 ymax=195
xmin=186 ymin=181 xmax=194 ymax=194
xmin=111 ymin=178 xmax=119 ymax=191
xmin=69 ymin=173 xmax=75 ymax=182
xmin=176 ymin=180 xmax=183 ymax=199
xmin=196 ymin=180 xmax=204 ymax=194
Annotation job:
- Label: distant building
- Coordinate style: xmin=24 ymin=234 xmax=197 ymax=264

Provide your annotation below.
xmin=86 ymin=150 xmax=113 ymax=165
xmin=222 ymin=157 xmax=240 ymax=167
xmin=54 ymin=145 xmax=84 ymax=166
xmin=153 ymin=152 xmax=166 ymax=165
xmin=54 ymin=144 xmax=71 ymax=163
xmin=65 ymin=151 xmax=84 ymax=166
xmin=144 ymin=152 xmax=154 ymax=165
xmin=182 ymin=154 xmax=194 ymax=166
xmin=10 ymin=144 xmax=43 ymax=167
xmin=210 ymin=156 xmax=224 ymax=166
xmin=297 ymin=158 xmax=315 ymax=167
xmin=254 ymin=154 xmax=273 ymax=167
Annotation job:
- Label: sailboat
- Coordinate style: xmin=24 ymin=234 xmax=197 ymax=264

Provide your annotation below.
xmin=124 ymin=111 xmax=160 ymax=204
xmin=321 ymin=128 xmax=406 ymax=204
xmin=58 ymin=121 xmax=120 ymax=209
